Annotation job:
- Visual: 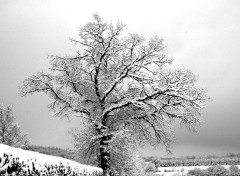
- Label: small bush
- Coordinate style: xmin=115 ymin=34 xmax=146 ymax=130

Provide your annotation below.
xmin=145 ymin=162 xmax=157 ymax=172
xmin=229 ymin=165 xmax=240 ymax=175
xmin=188 ymin=168 xmax=208 ymax=176
xmin=207 ymin=165 xmax=229 ymax=175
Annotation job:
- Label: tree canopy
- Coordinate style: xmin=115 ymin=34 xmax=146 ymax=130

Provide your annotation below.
xmin=21 ymin=14 xmax=208 ymax=176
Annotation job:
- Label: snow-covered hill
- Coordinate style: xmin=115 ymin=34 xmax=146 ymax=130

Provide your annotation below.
xmin=0 ymin=144 xmax=102 ymax=175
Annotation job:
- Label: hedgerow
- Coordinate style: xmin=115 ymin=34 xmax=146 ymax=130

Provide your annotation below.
xmin=0 ymin=144 xmax=102 ymax=176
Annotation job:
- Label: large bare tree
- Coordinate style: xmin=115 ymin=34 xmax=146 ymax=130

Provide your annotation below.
xmin=21 ymin=14 xmax=208 ymax=176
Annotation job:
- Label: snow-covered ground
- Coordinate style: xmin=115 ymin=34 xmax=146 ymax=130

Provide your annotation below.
xmin=0 ymin=144 xmax=102 ymax=175
xmin=157 ymin=165 xmax=240 ymax=175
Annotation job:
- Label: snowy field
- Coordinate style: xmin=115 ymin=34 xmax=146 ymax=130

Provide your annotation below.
xmin=0 ymin=144 xmax=102 ymax=175
xmin=157 ymin=165 xmax=240 ymax=175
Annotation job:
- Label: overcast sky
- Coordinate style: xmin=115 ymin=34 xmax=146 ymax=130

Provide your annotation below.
xmin=0 ymin=0 xmax=240 ymax=157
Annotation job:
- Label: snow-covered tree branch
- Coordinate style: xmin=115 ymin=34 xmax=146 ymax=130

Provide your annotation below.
xmin=20 ymin=14 xmax=209 ymax=176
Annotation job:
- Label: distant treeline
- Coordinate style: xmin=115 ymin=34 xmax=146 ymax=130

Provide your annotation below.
xmin=25 ymin=145 xmax=79 ymax=162
xmin=143 ymin=154 xmax=240 ymax=167
xmin=26 ymin=146 xmax=240 ymax=168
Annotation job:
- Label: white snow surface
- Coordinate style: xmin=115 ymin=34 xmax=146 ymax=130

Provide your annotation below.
xmin=0 ymin=144 xmax=102 ymax=174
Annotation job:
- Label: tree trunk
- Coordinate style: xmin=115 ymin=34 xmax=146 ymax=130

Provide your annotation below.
xmin=99 ymin=113 xmax=112 ymax=176
xmin=100 ymin=136 xmax=111 ymax=176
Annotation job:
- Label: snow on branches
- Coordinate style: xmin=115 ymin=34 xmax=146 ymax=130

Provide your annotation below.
xmin=20 ymin=14 xmax=209 ymax=176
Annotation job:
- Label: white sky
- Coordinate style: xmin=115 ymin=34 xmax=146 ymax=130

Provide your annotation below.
xmin=0 ymin=0 xmax=240 ymax=157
